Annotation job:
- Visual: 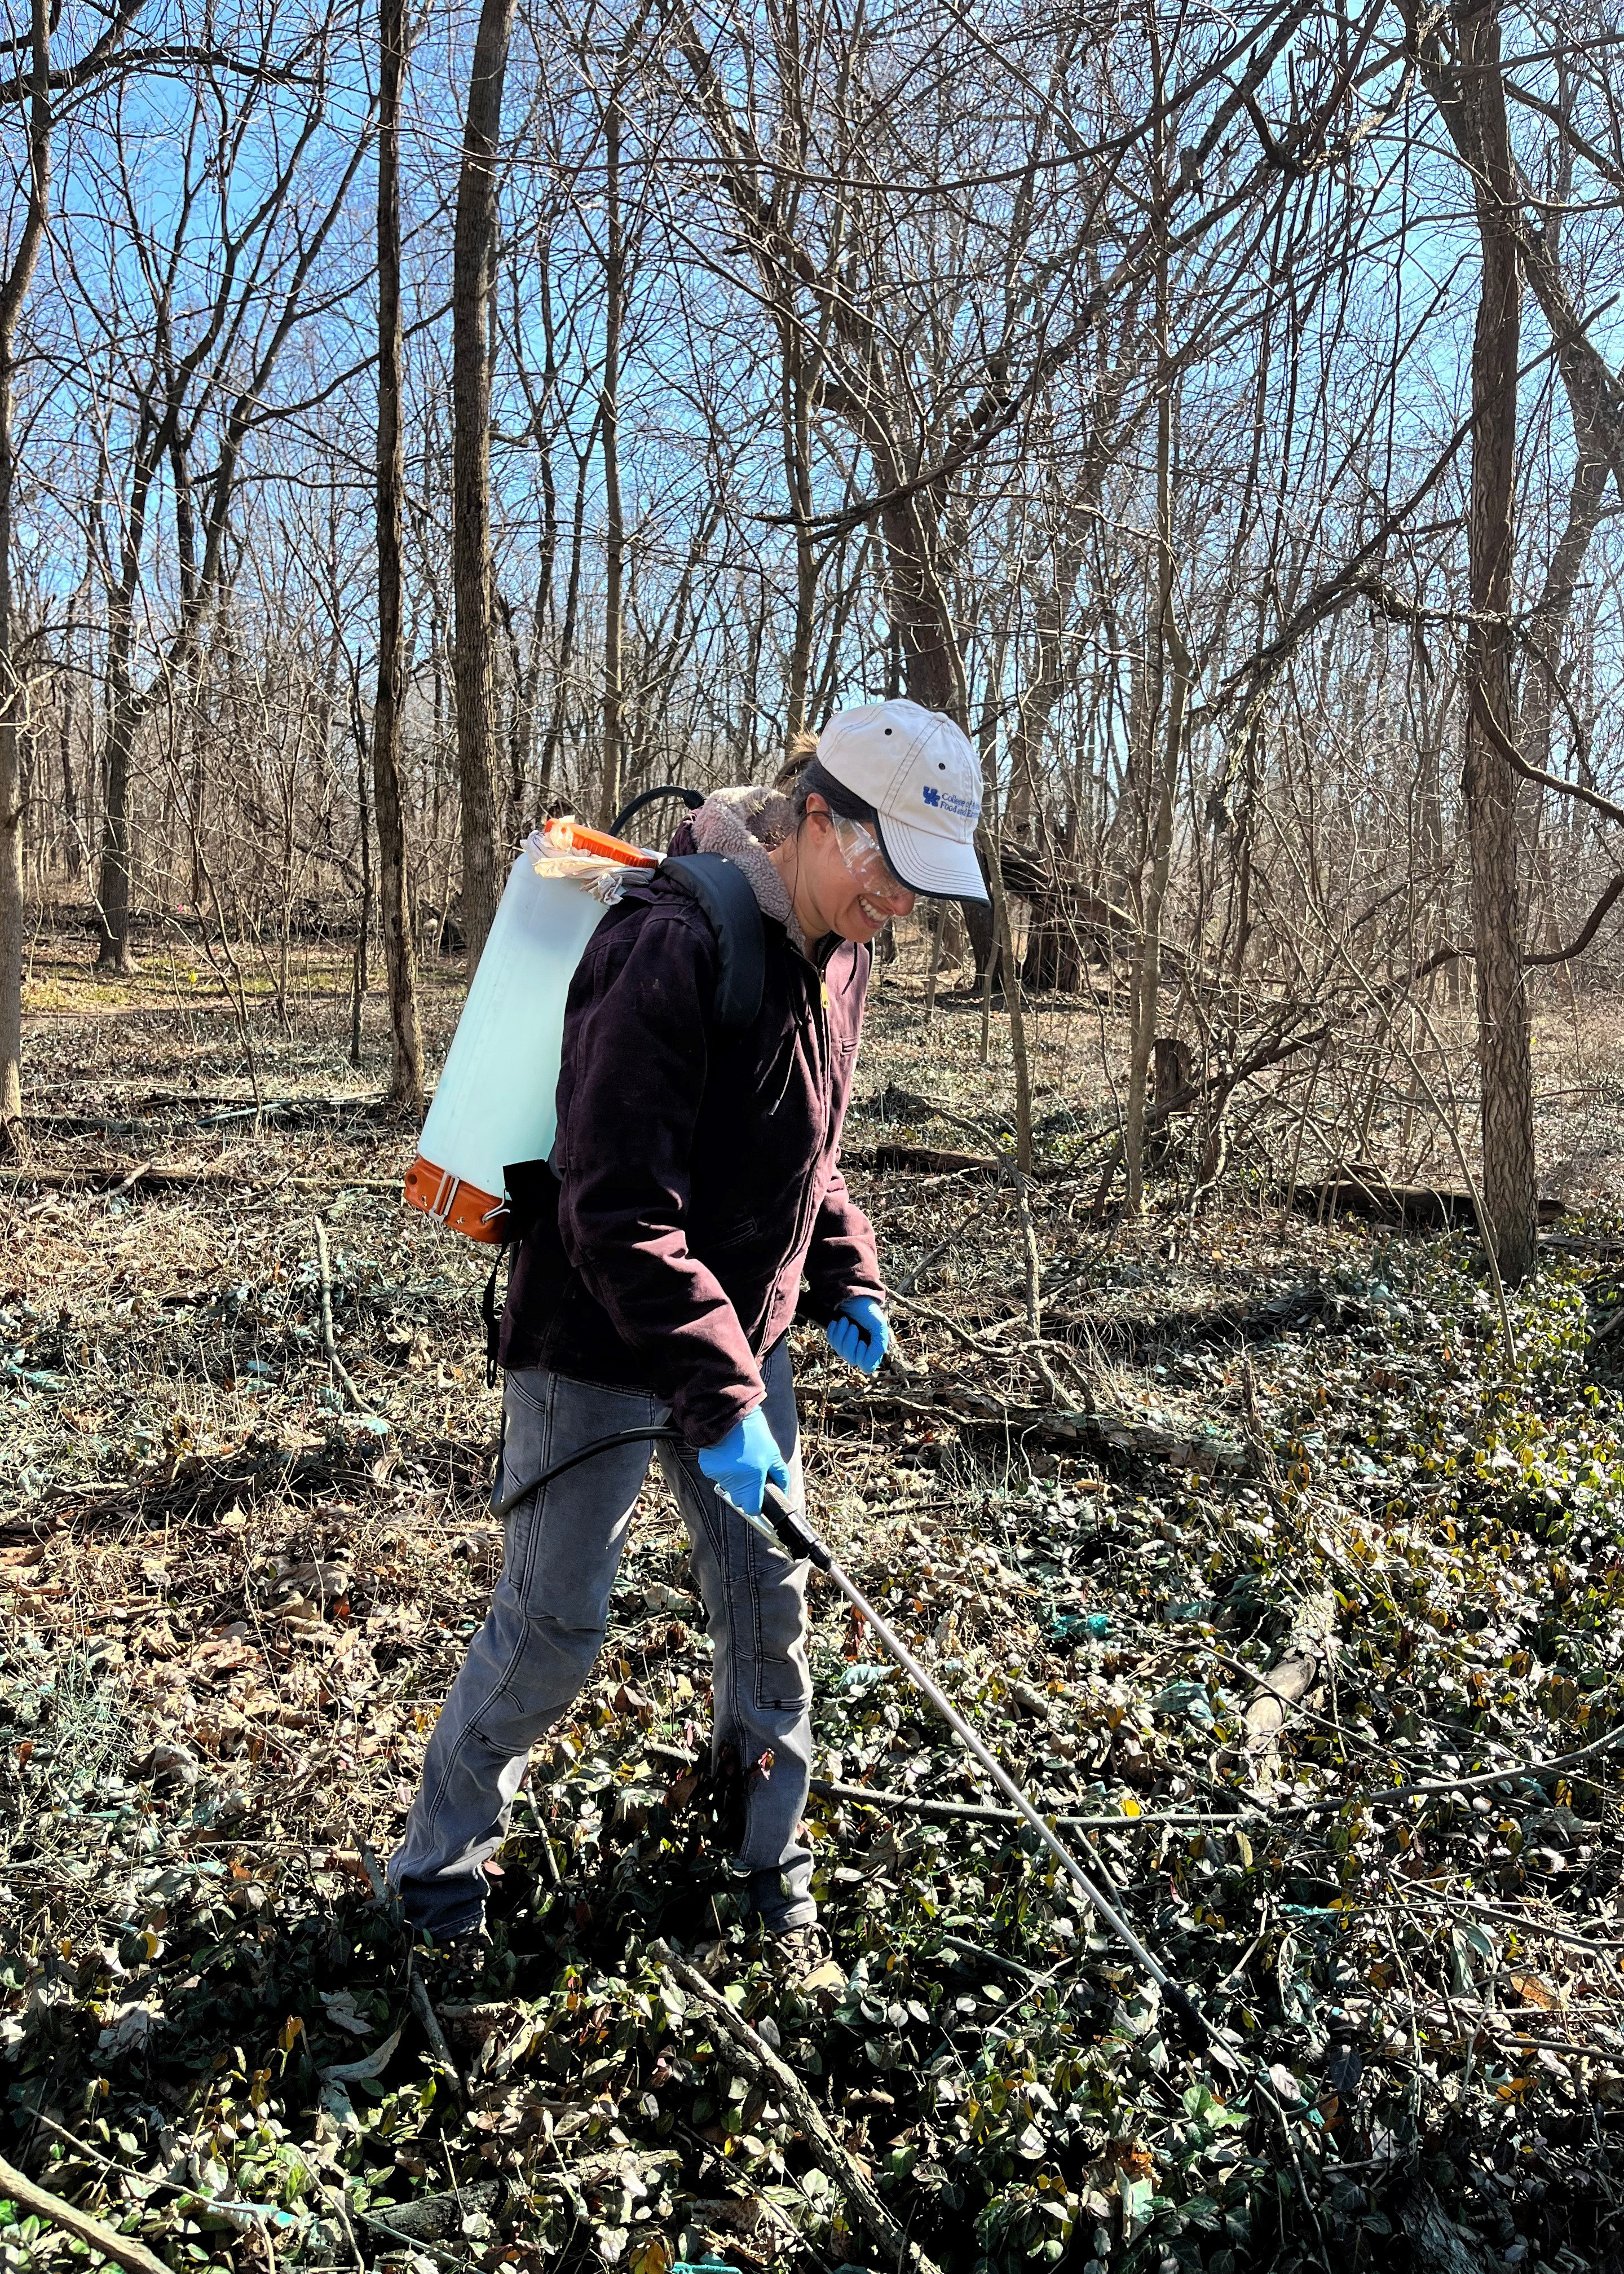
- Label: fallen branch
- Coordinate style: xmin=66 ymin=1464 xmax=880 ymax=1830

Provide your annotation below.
xmin=824 ymin=1384 xmax=1250 ymax=1478
xmin=888 ymin=1291 xmax=1019 ymax=1356
xmin=875 ymin=1142 xmax=1003 ymax=1178
xmin=1241 ymin=1596 xmax=1336 ymax=1796
xmin=349 ymin=2202 xmax=480 ymax=2271
xmin=0 ymin=2152 xmax=172 ymax=2274
xmin=810 ymin=1776 xmax=1219 ymax=1829
xmin=407 ymin=1965 xmax=467 ymax=2101
xmin=1294 ymin=1173 xmax=1567 ymax=1232
xmin=359 ymin=2180 xmax=500 ymax=2240
xmin=314 ymin=1217 xmax=368 ymax=1412
xmin=0 ymin=1163 xmax=399 ymax=1196
xmin=938 ymin=1933 xmax=1047 ymax=1982
xmin=649 ymin=1941 xmax=944 ymax=2274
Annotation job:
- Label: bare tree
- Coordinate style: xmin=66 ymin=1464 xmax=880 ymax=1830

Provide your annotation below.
xmin=1407 ymin=0 xmax=1534 ymax=1277
xmin=375 ymin=0 xmax=425 ymax=1109
xmin=451 ymin=0 xmax=518 ymax=966
xmin=0 ymin=0 xmax=52 ymax=1152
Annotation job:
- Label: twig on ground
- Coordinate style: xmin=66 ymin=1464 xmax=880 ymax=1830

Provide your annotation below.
xmin=407 ymin=1963 xmax=467 ymax=2102
xmin=1236 ymin=1598 xmax=1336 ymax=1793
xmin=810 ymin=1776 xmax=1220 ymax=1829
xmin=314 ymin=1216 xmax=368 ymax=1412
xmin=650 ymin=1940 xmax=945 ymax=2274
xmin=0 ymin=1164 xmax=400 ymax=1195
xmin=1012 ymin=1170 xmax=1069 ymax=1406
xmin=671 ymin=2117 xmax=839 ymax=2272
xmin=0 ymin=2150 xmax=173 ymax=2274
xmin=321 ymin=2181 xmax=368 ymax=2272
xmin=893 ymin=1195 xmax=986 ymax=1294
xmin=1388 ymin=1879 xmax=1624 ymax=1959
xmin=888 ymin=1289 xmax=1020 ymax=1355
xmin=937 ymin=1932 xmax=1045 ymax=1982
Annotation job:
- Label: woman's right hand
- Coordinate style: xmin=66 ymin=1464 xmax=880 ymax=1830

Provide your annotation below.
xmin=695 ymin=1407 xmax=791 ymax=1518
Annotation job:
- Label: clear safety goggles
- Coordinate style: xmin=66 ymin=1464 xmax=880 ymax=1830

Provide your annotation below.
xmin=831 ymin=814 xmax=915 ymax=909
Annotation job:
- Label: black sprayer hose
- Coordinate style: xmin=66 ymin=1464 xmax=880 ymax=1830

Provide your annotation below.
xmin=482 ymin=1428 xmax=1217 ymax=2049
xmin=609 ymin=785 xmax=705 ymax=840
xmin=488 ymin=1425 xmax=686 ymax=1525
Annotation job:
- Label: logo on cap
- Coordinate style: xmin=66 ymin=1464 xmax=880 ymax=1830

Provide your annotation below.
xmin=922 ymin=784 xmax=978 ymax=819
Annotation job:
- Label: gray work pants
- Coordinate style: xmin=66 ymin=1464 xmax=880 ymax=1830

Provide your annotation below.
xmin=387 ymin=1339 xmax=814 ymax=1938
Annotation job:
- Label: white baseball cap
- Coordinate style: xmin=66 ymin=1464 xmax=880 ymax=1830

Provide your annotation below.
xmin=814 ymin=699 xmax=988 ymax=901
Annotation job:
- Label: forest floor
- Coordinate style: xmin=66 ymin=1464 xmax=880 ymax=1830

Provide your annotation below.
xmin=6 ymin=909 xmax=1624 ymax=2274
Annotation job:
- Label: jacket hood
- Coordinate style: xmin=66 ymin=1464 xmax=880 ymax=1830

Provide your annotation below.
xmin=686 ymin=785 xmax=808 ymax=957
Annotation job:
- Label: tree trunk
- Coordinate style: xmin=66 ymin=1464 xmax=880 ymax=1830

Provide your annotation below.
xmin=59 ymin=593 xmax=80 ymax=880
xmin=884 ymin=496 xmax=957 ymax=719
xmin=451 ymin=0 xmax=517 ymax=969
xmin=97 ymin=672 xmax=139 ymax=973
xmin=374 ymin=0 xmax=425 ymax=1113
xmin=780 ymin=318 xmax=815 ymax=740
xmin=1456 ymin=4 xmax=1536 ymax=1281
xmin=597 ymin=92 xmax=625 ymax=828
xmin=352 ymin=682 xmax=372 ymax=1070
xmin=1124 ymin=149 xmax=1188 ymax=1218
xmin=1021 ymin=813 xmax=1088 ymax=993
xmin=538 ymin=413 xmax=599 ymax=808
xmin=0 ymin=0 xmax=51 ymax=1148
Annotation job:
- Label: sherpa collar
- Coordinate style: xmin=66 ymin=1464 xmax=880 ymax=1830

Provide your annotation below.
xmin=686 ymin=786 xmax=809 ymax=957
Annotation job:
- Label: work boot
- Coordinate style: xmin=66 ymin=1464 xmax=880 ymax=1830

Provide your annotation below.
xmin=766 ymin=1923 xmax=845 ymax=1991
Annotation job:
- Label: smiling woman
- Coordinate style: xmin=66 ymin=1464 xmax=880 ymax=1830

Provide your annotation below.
xmin=387 ymin=701 xmax=988 ymax=1973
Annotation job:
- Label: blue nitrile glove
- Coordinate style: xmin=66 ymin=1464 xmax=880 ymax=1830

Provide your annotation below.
xmin=695 ymin=1405 xmax=791 ymax=1519
xmin=826 ymin=1295 xmax=890 ymax=1376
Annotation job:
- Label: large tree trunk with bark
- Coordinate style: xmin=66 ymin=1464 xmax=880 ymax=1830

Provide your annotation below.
xmin=451 ymin=0 xmax=516 ymax=970
xmin=374 ymin=0 xmax=425 ymax=1112
xmin=1454 ymin=3 xmax=1537 ymax=1281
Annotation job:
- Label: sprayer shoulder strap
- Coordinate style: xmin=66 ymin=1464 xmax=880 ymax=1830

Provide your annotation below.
xmin=658 ymin=854 xmax=765 ymax=1030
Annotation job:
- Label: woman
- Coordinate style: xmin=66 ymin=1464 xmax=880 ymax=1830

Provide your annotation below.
xmin=389 ymin=699 xmax=988 ymax=1975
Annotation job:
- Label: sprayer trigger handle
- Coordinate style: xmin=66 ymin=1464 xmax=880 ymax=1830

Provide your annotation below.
xmin=713 ymin=1485 xmax=788 ymax=1553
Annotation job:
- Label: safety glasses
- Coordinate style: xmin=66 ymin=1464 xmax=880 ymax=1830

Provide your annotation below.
xmin=830 ymin=814 xmax=915 ymax=909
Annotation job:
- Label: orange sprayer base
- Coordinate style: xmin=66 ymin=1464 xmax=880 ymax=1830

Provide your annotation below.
xmin=403 ymin=1155 xmax=509 ymax=1244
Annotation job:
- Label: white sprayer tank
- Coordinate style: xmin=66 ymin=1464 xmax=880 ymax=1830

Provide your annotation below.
xmin=403 ymin=823 xmax=655 ymax=1242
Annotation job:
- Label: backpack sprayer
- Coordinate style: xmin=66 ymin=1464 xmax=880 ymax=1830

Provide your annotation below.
xmin=403 ymin=816 xmax=660 ymax=1244
xmin=488 ymin=1432 xmax=1216 ymax=2050
xmin=403 ymin=792 xmax=761 ymax=1246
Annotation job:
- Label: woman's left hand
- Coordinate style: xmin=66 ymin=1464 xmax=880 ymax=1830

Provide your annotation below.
xmin=825 ymin=1296 xmax=890 ymax=1376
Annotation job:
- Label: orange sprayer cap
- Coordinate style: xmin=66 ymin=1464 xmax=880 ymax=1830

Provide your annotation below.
xmin=543 ymin=818 xmax=659 ymax=867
